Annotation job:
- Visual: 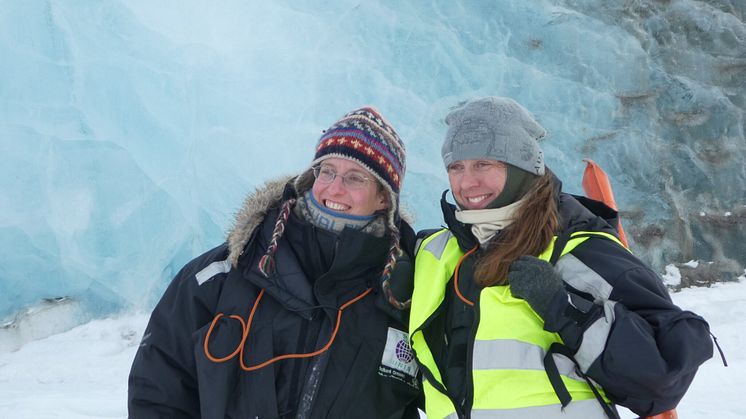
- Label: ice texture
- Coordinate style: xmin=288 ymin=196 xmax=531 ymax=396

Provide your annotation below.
xmin=1 ymin=0 xmax=744 ymax=326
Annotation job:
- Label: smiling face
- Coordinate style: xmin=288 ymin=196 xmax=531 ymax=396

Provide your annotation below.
xmin=311 ymin=158 xmax=389 ymax=216
xmin=447 ymin=159 xmax=508 ymax=210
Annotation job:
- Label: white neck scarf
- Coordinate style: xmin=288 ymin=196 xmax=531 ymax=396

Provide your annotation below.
xmin=454 ymin=198 xmax=526 ymax=245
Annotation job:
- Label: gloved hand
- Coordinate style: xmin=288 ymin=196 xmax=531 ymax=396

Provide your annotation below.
xmin=507 ymin=255 xmax=567 ymax=320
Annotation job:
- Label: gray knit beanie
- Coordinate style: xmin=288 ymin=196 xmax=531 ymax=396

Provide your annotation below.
xmin=441 ymin=97 xmax=546 ymax=176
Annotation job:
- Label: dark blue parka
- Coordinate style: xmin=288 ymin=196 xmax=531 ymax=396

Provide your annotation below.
xmin=128 ymin=177 xmax=421 ymax=419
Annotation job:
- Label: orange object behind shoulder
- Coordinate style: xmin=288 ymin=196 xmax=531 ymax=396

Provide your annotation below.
xmin=581 ymin=159 xmax=629 ymax=248
xmin=646 ymin=410 xmax=678 ymax=419
xmin=582 ymin=159 xmax=678 ymax=419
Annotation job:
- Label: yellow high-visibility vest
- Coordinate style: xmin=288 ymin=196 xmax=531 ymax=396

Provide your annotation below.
xmin=410 ymin=229 xmax=622 ymax=419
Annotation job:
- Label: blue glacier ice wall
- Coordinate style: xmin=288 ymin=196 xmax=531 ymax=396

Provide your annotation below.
xmin=1 ymin=0 xmax=744 ymax=324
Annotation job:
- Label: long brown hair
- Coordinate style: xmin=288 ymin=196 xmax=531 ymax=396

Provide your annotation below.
xmin=473 ymin=170 xmax=560 ymax=287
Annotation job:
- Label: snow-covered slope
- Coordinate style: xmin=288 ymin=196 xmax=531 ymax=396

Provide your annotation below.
xmin=0 ymin=280 xmax=743 ymax=418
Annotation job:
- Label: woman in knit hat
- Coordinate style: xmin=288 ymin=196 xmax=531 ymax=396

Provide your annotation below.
xmin=129 ymin=107 xmax=421 ymax=419
xmin=409 ymin=97 xmax=714 ymax=418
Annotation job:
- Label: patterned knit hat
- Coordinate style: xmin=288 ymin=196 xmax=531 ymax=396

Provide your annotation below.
xmin=291 ymin=106 xmax=407 ymax=233
xmin=312 ymin=107 xmax=406 ymax=194
xmin=259 ymin=107 xmax=410 ymax=309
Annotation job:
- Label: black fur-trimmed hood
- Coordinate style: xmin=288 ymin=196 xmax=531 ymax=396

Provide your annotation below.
xmin=226 ymin=175 xmax=298 ymax=267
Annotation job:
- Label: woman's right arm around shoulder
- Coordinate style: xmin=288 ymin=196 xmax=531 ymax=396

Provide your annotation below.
xmin=127 ymin=244 xmax=230 ymax=418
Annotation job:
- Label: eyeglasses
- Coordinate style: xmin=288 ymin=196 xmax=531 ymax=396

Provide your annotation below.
xmin=312 ymin=165 xmax=374 ymax=190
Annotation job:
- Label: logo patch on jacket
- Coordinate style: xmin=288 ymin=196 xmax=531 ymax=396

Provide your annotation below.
xmin=379 ymin=327 xmax=418 ymax=387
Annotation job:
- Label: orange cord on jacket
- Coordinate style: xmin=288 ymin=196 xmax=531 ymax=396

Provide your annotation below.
xmin=454 ymin=245 xmax=478 ymax=307
xmin=204 ymin=287 xmax=372 ymax=371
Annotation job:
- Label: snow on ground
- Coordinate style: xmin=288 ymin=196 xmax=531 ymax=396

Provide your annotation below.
xmin=0 ymin=312 xmax=149 ymax=418
xmin=0 ymin=280 xmax=744 ymax=419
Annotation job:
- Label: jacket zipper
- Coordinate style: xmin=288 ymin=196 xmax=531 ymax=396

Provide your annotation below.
xmin=463 ymin=293 xmax=480 ymax=419
xmin=459 ymin=251 xmax=480 ymax=419
xmin=297 ymin=231 xmax=340 ymax=418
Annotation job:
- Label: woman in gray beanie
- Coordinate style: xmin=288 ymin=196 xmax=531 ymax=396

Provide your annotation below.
xmin=408 ymin=97 xmax=714 ymax=418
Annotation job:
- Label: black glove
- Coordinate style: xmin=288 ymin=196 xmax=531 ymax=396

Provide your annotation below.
xmin=508 ymin=255 xmax=604 ymax=352
xmin=376 ymin=253 xmax=414 ymax=324
xmin=507 ymin=255 xmax=567 ymax=320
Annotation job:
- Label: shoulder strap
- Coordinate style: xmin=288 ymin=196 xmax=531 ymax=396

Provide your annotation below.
xmin=544 ymin=343 xmax=620 ymax=419
xmin=549 ymin=230 xmax=572 ymax=266
xmin=546 ymin=229 xmax=627 ymax=419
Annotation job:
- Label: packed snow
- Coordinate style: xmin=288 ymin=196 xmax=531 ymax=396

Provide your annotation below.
xmin=0 ymin=273 xmax=743 ymax=418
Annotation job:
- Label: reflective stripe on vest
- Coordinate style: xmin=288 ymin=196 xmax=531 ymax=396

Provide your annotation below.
xmin=425 ymin=400 xmax=607 ymax=419
xmin=411 ymin=229 xmax=622 ymax=419
xmin=469 ymin=399 xmax=608 ymax=418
